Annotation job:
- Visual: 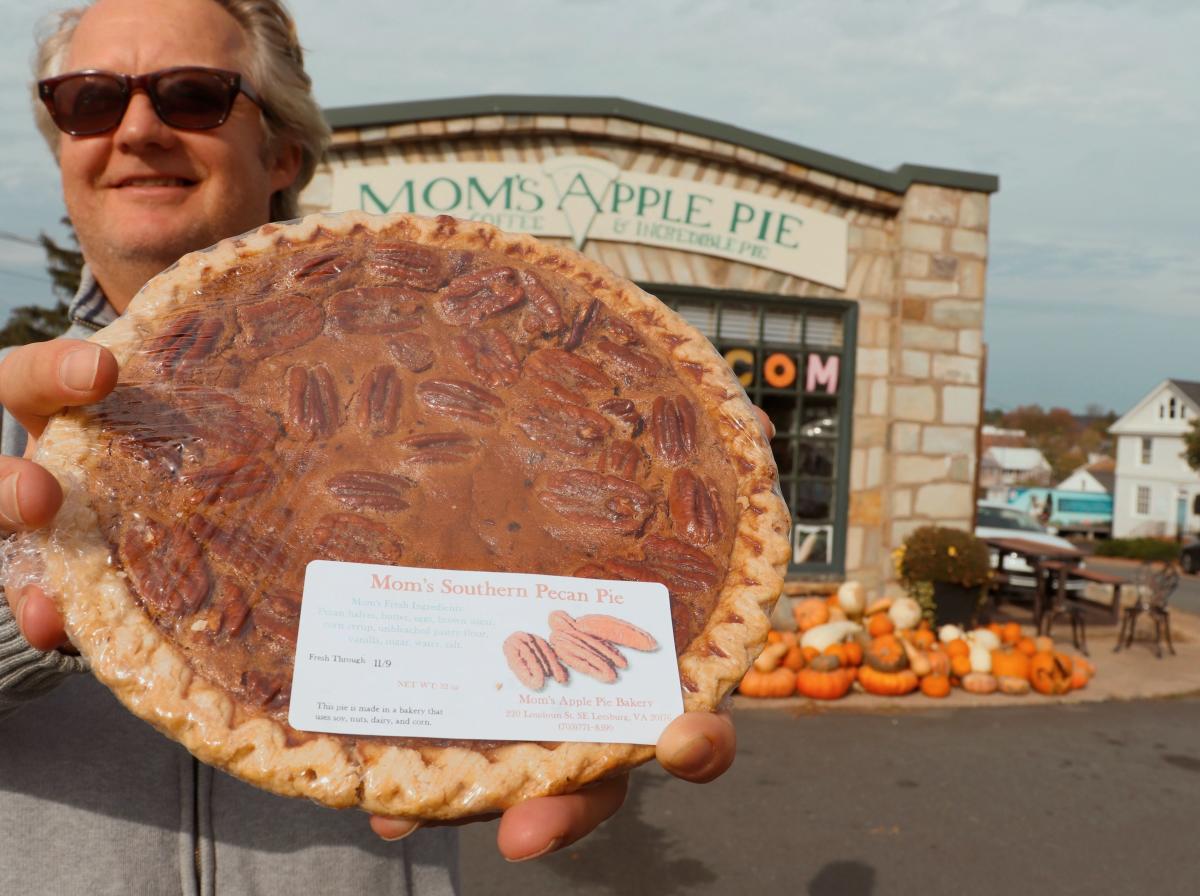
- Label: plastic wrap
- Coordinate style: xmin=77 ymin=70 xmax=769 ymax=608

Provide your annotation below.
xmin=0 ymin=211 xmax=789 ymax=819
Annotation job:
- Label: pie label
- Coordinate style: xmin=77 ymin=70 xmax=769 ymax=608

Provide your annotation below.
xmin=289 ymin=560 xmax=684 ymax=744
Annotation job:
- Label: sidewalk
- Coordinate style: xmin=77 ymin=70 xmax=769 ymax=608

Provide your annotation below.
xmin=734 ymin=603 xmax=1200 ymax=714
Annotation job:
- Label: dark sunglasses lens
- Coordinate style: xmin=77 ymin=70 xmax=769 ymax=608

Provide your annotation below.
xmin=52 ymin=74 xmax=127 ymax=135
xmin=154 ymin=71 xmax=236 ymax=129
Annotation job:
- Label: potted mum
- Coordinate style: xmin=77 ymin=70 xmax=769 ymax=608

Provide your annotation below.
xmin=894 ymin=526 xmax=991 ymax=627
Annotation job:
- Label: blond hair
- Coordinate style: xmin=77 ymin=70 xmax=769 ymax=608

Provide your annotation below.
xmin=33 ymin=0 xmax=330 ymax=221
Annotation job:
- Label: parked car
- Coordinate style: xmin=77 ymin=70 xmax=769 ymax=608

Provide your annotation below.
xmin=975 ymin=500 xmax=1086 ymax=595
xmin=1005 ymin=488 xmax=1112 ymax=538
xmin=1180 ymin=540 xmax=1200 ymax=575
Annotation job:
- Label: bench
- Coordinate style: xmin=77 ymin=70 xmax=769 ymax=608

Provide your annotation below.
xmin=1039 ymin=561 xmax=1126 ymax=623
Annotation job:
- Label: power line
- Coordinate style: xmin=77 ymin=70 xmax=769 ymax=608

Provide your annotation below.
xmin=0 ymin=267 xmax=52 ymax=285
xmin=0 ymin=231 xmax=42 ymax=248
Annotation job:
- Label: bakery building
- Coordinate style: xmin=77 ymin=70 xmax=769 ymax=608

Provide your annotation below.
xmin=298 ymin=96 xmax=999 ymax=595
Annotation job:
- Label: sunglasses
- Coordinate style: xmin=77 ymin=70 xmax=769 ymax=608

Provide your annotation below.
xmin=38 ymin=66 xmax=263 ymax=137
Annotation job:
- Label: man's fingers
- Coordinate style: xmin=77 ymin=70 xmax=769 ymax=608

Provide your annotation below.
xmin=656 ymin=710 xmax=736 ymax=783
xmin=7 ymin=584 xmax=67 ymax=651
xmin=0 ymin=340 xmax=119 ymax=439
xmin=0 ymin=457 xmax=63 ymax=532
xmin=751 ymin=406 xmax=776 ymax=440
xmin=369 ymin=816 xmax=422 ymax=842
xmin=496 ymin=774 xmax=628 ymax=861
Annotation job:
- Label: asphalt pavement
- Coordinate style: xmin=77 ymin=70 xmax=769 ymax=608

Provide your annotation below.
xmin=461 ymin=697 xmax=1200 ymax=895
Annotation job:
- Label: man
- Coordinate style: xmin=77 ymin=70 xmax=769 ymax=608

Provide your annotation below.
xmin=0 ymin=0 xmax=738 ymax=891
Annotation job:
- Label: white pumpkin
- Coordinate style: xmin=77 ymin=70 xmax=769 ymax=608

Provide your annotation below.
xmin=938 ymin=624 xmax=964 ymax=643
xmin=887 ymin=597 xmax=922 ymax=631
xmin=967 ymin=628 xmax=1001 ymax=651
xmin=799 ymin=621 xmax=863 ymax=653
xmin=968 ymin=642 xmax=993 ymax=673
xmin=836 ymin=581 xmax=866 ymax=617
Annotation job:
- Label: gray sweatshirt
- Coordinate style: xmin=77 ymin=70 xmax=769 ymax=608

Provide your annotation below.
xmin=0 ymin=273 xmax=459 ymax=895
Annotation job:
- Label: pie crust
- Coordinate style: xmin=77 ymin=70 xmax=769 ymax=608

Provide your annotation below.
xmin=19 ymin=212 xmax=789 ymax=819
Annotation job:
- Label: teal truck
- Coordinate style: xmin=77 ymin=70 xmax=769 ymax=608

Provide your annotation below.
xmin=1006 ymin=488 xmax=1113 ymax=538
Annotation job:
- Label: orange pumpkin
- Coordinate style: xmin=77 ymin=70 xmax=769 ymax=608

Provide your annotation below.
xmin=920 ymin=674 xmax=952 ymax=698
xmin=991 ymin=649 xmax=1031 ymax=681
xmin=858 ymin=665 xmax=919 ymax=696
xmin=766 ymin=630 xmax=782 ymax=645
xmin=739 ymin=666 xmax=796 ymax=698
xmin=808 ymin=653 xmax=841 ymax=672
xmin=796 ymin=667 xmax=854 ymax=700
xmin=823 ymin=643 xmax=849 ymax=666
xmin=961 ymin=672 xmax=998 ymax=695
xmin=910 ymin=629 xmax=936 ymax=650
xmin=997 ymin=675 xmax=1031 ymax=696
xmin=865 ymin=634 xmax=909 ymax=672
xmin=950 ymin=654 xmax=973 ymax=678
xmin=867 ymin=614 xmax=895 ymax=638
xmin=987 ymin=622 xmax=1004 ymax=638
xmin=925 ymin=648 xmax=952 ymax=678
xmin=1034 ymin=635 xmax=1055 ymax=653
xmin=782 ymin=645 xmax=805 ymax=672
xmin=842 ymin=640 xmax=864 ymax=667
xmin=794 ymin=598 xmax=830 ymax=632
xmin=1029 ymin=651 xmax=1073 ymax=695
xmin=1001 ymin=622 xmax=1022 ymax=645
xmin=945 ymin=638 xmax=970 ymax=659
xmin=1016 ymin=637 xmax=1038 ymax=657
xmin=1070 ymin=667 xmax=1090 ymax=690
xmin=802 ymin=646 xmax=820 ymax=663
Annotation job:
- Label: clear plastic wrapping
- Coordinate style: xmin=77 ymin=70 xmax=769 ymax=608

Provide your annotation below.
xmin=0 ymin=211 xmax=788 ymax=819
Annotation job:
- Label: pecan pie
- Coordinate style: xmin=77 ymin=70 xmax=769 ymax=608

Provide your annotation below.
xmin=22 ymin=212 xmax=789 ymax=819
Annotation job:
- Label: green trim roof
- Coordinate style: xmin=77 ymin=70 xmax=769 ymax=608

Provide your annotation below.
xmin=323 ymin=94 xmax=999 ymax=195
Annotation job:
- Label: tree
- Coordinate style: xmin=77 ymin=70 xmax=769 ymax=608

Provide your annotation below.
xmin=0 ymin=220 xmax=79 ymax=349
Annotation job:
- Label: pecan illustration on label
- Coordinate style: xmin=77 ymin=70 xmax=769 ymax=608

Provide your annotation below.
xmin=503 ymin=631 xmax=567 ymax=691
xmin=549 ymin=629 xmax=619 ymax=683
xmin=574 ymin=614 xmax=659 ymax=652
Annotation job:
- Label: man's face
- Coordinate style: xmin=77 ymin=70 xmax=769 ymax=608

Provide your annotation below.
xmin=58 ymin=0 xmax=299 ymax=277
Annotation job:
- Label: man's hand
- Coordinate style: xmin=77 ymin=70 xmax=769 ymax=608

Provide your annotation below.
xmin=369 ymin=708 xmax=736 ymax=860
xmin=0 ymin=339 xmax=119 ymax=650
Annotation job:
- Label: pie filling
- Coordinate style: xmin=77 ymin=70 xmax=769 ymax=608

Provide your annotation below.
xmin=83 ymin=224 xmax=739 ymax=748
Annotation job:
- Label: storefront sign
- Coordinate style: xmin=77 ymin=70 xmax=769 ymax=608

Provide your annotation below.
xmin=329 ymin=155 xmax=848 ymax=289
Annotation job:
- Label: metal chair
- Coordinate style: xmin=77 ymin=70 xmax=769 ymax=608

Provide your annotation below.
xmin=1114 ymin=561 xmax=1178 ymax=658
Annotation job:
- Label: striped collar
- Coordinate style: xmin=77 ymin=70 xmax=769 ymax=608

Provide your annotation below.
xmin=67 ymin=266 xmax=119 ymax=331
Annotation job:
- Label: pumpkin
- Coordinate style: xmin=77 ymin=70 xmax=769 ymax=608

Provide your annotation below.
xmin=961 ymin=672 xmax=998 ymax=695
xmin=796 ymin=667 xmax=854 ymax=700
xmin=938 ymin=624 xmax=964 ymax=643
xmin=1070 ymin=667 xmax=1090 ymax=690
xmin=1016 ymin=637 xmax=1037 ymax=657
xmin=753 ymin=641 xmax=789 ymax=673
xmin=945 ymin=638 xmax=970 ymax=660
xmin=823 ymin=643 xmax=849 ymax=666
xmin=794 ymin=598 xmax=830 ymax=632
xmin=991 ymin=649 xmax=1031 ymax=681
xmin=865 ymin=597 xmax=892 ymax=617
xmin=837 ymin=581 xmax=867 ymax=616
xmin=766 ymin=630 xmax=782 ymax=645
xmin=888 ymin=597 xmax=923 ymax=632
xmin=842 ymin=640 xmax=864 ymax=667
xmin=808 ymin=653 xmax=841 ymax=672
xmin=967 ymin=628 xmax=1001 ymax=651
xmin=901 ymin=639 xmax=932 ymax=677
xmin=950 ymin=654 xmax=973 ymax=678
xmin=858 ymin=665 xmax=919 ymax=696
xmin=1001 ymin=622 xmax=1022 ymax=645
xmin=920 ymin=674 xmax=952 ymax=698
xmin=1034 ymin=635 xmax=1054 ymax=653
xmin=827 ymin=606 xmax=848 ymax=623
xmin=867 ymin=614 xmax=895 ymax=638
xmin=968 ymin=643 xmax=992 ymax=673
xmin=738 ymin=666 xmax=796 ymax=698
xmin=782 ymin=645 xmax=806 ymax=672
xmin=800 ymin=621 xmax=863 ymax=652
xmin=1029 ymin=651 xmax=1073 ymax=695
xmin=987 ymin=622 xmax=1003 ymax=637
xmin=925 ymin=648 xmax=952 ymax=677
xmin=802 ymin=646 xmax=820 ymax=663
xmin=865 ymin=634 xmax=909 ymax=673
xmin=909 ymin=629 xmax=936 ymax=650
xmin=997 ymin=675 xmax=1031 ymax=696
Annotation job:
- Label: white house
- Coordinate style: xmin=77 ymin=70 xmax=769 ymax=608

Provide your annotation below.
xmin=1057 ymin=457 xmax=1115 ymax=495
xmin=978 ymin=446 xmax=1053 ymax=501
xmin=1109 ymin=379 xmax=1200 ymax=537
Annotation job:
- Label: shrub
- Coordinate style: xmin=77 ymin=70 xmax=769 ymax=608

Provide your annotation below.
xmin=894 ymin=525 xmax=991 ymax=588
xmin=1094 ymin=538 xmax=1180 ymax=562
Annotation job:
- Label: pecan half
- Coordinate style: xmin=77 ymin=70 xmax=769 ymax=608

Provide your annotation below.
xmin=457 ymin=329 xmax=522 ymax=387
xmin=668 ymin=469 xmax=723 ymax=546
xmin=180 ymin=455 xmax=275 ymax=503
xmin=550 ymin=630 xmax=618 ymax=683
xmin=120 ymin=518 xmax=210 ymax=617
xmin=650 ymin=395 xmax=698 ymax=465
xmin=525 ymin=348 xmax=612 ymax=404
xmin=312 ymin=513 xmax=403 ymax=564
xmin=416 ymin=379 xmax=504 ymax=424
xmin=397 ymin=431 xmax=476 ymax=464
xmin=293 ymin=250 xmax=348 ymax=284
xmin=188 ymin=514 xmax=288 ymax=571
xmin=287 ymin=365 xmax=340 ymax=438
xmin=367 ymin=241 xmax=451 ymax=290
xmin=575 ymin=614 xmax=659 ymax=652
xmin=598 ymin=440 xmax=641 ymax=480
xmin=355 ymin=365 xmax=402 ymax=435
xmin=437 ymin=267 xmax=525 ymax=325
xmin=209 ymin=579 xmax=251 ymax=636
xmin=235 ymin=294 xmax=324 ymax=357
xmin=503 ymin=631 xmax=567 ymax=691
xmin=252 ymin=590 xmax=302 ymax=645
xmin=548 ymin=610 xmax=578 ymax=634
xmin=329 ymin=287 xmax=424 ymax=334
xmin=327 ymin=471 xmax=414 ymax=512
xmin=605 ymin=536 xmax=720 ymax=594
xmin=593 ymin=337 xmax=661 ymax=382
xmin=519 ymin=270 xmax=565 ymax=335
xmin=388 ymin=333 xmax=436 ymax=372
xmin=144 ymin=311 xmax=225 ymax=378
xmin=241 ymin=670 xmax=290 ymax=709
xmin=537 ymin=470 xmax=653 ymax=534
xmin=597 ymin=398 xmax=644 ymax=436
xmin=515 ymin=399 xmax=611 ymax=456
xmin=562 ymin=298 xmax=599 ymax=350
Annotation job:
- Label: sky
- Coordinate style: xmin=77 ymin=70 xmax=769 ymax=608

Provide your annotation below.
xmin=0 ymin=0 xmax=1196 ymax=413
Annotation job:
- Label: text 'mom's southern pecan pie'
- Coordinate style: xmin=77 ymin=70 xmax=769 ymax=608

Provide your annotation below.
xmin=8 ymin=212 xmax=790 ymax=819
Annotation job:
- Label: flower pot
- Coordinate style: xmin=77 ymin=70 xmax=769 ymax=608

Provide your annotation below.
xmin=933 ymin=581 xmax=982 ymax=628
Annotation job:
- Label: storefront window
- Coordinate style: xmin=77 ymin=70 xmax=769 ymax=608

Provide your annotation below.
xmin=652 ymin=285 xmax=856 ymax=575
